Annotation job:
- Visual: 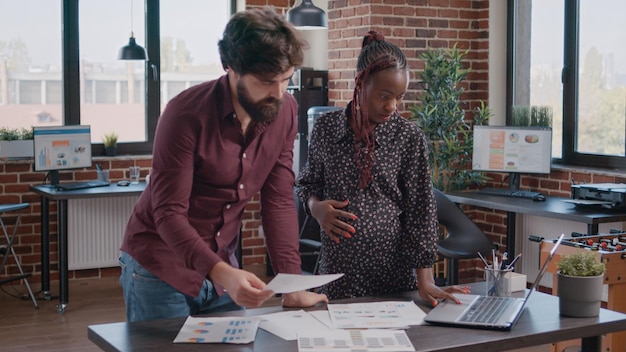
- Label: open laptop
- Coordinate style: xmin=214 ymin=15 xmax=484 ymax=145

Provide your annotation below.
xmin=424 ymin=233 xmax=564 ymax=330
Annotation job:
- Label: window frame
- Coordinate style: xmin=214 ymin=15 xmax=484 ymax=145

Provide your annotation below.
xmin=506 ymin=0 xmax=626 ymax=170
xmin=62 ymin=0 xmax=236 ymax=156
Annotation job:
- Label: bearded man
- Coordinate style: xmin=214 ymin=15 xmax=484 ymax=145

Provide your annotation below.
xmin=119 ymin=7 xmax=328 ymax=322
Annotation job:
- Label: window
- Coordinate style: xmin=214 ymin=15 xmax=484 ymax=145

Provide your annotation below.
xmin=574 ymin=1 xmax=626 ymax=159
xmin=0 ymin=0 xmax=63 ymax=129
xmin=79 ymin=0 xmax=147 ymax=145
xmin=159 ymin=0 xmax=229 ymax=110
xmin=0 ymin=0 xmax=233 ymax=156
xmin=510 ymin=0 xmax=626 ymax=169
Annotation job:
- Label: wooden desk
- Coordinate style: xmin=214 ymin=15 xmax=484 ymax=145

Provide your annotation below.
xmin=88 ymin=288 xmax=626 ymax=352
xmin=445 ymin=191 xmax=626 ymax=257
xmin=30 ymin=183 xmax=145 ymax=313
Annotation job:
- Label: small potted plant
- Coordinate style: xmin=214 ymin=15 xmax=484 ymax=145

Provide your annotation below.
xmin=102 ymin=131 xmax=118 ymax=156
xmin=555 ymin=250 xmax=606 ymax=317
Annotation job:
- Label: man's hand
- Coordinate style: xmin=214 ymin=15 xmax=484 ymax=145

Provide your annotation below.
xmin=209 ymin=262 xmax=275 ymax=308
xmin=282 ymin=290 xmax=329 ymax=308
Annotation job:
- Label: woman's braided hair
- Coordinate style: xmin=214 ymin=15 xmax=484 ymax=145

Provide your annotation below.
xmin=349 ymin=31 xmax=407 ymax=189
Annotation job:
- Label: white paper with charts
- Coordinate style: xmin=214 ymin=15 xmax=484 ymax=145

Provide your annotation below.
xmin=327 ymin=301 xmax=420 ymax=329
xmin=297 ymin=329 xmax=415 ymax=352
xmin=173 ymin=316 xmax=261 ymax=344
xmin=258 ymin=310 xmax=334 ymax=341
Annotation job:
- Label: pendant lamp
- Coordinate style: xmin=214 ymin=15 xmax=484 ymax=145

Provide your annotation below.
xmin=286 ymin=0 xmax=327 ymax=27
xmin=118 ymin=0 xmax=147 ymax=60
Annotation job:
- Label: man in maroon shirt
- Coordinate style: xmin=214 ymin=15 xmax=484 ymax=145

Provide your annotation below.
xmin=119 ymin=7 xmax=328 ymax=322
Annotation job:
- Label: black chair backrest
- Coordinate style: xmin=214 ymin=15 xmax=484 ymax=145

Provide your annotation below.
xmin=434 ymin=188 xmax=494 ymax=259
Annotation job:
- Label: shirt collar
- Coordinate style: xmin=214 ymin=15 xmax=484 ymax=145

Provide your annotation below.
xmin=216 ymin=74 xmax=236 ymax=121
xmin=335 ymin=102 xmax=401 ymax=148
xmin=216 ymin=74 xmax=275 ymax=132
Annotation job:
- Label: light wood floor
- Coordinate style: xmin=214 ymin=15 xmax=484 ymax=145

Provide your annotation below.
xmin=0 ymin=264 xmax=275 ymax=352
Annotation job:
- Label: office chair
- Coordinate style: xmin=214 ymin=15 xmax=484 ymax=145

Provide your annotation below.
xmin=0 ymin=203 xmax=39 ymax=308
xmin=294 ymin=188 xmax=322 ymax=275
xmin=265 ymin=190 xmax=322 ymax=276
xmin=434 ymin=188 xmax=494 ymax=286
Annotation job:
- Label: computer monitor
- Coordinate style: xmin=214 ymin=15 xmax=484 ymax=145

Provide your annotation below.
xmin=33 ymin=125 xmax=93 ymax=186
xmin=472 ymin=125 xmax=552 ymax=190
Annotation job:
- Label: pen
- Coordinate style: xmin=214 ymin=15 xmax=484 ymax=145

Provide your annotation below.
xmin=505 ymin=253 xmax=523 ymax=270
xmin=96 ymin=163 xmax=102 ymax=172
xmin=492 ymin=249 xmax=498 ymax=271
xmin=501 ymin=252 xmax=508 ymax=269
xmin=477 ymin=251 xmax=490 ymax=268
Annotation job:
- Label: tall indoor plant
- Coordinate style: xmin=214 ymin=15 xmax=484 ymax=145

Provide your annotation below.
xmin=555 ymin=251 xmax=606 ymax=317
xmin=409 ymin=45 xmax=491 ymax=192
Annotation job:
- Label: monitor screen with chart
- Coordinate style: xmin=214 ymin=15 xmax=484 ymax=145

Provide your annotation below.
xmin=472 ymin=125 xmax=552 ymax=189
xmin=33 ymin=125 xmax=93 ymax=185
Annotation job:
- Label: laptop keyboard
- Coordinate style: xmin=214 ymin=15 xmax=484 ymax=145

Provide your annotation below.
xmin=459 ymin=296 xmax=515 ymax=324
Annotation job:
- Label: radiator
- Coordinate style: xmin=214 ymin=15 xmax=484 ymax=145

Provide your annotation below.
xmin=68 ymin=196 xmax=139 ymax=270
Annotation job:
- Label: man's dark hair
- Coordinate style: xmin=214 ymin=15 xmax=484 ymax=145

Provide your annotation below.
xmin=218 ymin=7 xmax=307 ymax=75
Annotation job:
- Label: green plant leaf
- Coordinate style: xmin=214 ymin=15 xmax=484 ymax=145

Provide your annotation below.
xmin=408 ymin=46 xmax=492 ymax=192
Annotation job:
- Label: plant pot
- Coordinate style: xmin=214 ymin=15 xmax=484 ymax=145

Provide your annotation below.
xmin=557 ymin=271 xmax=604 ymax=317
xmin=0 ymin=140 xmax=34 ymax=159
xmin=105 ymin=146 xmax=117 ymax=156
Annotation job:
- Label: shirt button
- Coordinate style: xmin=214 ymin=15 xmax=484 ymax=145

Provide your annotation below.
xmin=243 ymin=152 xmax=247 ymax=158
xmin=217 ymin=231 xmax=221 ymax=237
xmin=226 ymin=204 xmax=231 ymax=209
xmin=239 ymin=184 xmax=244 ymax=190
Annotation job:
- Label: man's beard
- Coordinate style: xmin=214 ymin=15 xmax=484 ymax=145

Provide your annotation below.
xmin=237 ymin=80 xmax=283 ymax=123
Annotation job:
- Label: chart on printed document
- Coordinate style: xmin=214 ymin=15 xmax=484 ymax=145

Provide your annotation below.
xmin=173 ymin=316 xmax=261 ymax=344
xmin=297 ymin=329 xmax=415 ymax=352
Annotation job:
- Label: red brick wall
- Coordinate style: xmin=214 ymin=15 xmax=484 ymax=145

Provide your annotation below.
xmin=327 ymin=0 xmax=490 ymax=119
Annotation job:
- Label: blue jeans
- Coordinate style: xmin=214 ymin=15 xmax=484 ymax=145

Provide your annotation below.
xmin=119 ymin=251 xmax=241 ymax=322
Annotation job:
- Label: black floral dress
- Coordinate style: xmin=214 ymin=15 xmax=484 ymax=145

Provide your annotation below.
xmin=296 ymin=107 xmax=438 ymax=300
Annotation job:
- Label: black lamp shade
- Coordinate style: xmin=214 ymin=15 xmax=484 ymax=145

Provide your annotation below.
xmin=118 ymin=36 xmax=148 ymax=60
xmin=287 ymin=0 xmax=327 ymax=27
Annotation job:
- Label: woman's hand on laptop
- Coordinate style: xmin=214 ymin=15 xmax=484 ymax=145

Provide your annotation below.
xmin=416 ymin=268 xmax=471 ymax=307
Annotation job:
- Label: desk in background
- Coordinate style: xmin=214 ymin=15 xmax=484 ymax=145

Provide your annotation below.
xmin=446 ymin=191 xmax=626 ymax=351
xmin=88 ymin=284 xmax=626 ymax=352
xmin=444 ymin=191 xmax=626 ymax=257
xmin=30 ymin=182 xmax=146 ymax=313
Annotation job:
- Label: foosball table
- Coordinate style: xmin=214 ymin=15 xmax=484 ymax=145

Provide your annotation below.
xmin=540 ymin=232 xmax=626 ymax=351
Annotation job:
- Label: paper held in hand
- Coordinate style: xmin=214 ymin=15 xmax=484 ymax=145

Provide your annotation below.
xmin=263 ymin=273 xmax=344 ymax=294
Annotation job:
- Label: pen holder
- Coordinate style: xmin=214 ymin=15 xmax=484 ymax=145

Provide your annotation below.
xmin=485 ymin=267 xmax=514 ymax=297
xmin=98 ymin=169 xmax=110 ymax=183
